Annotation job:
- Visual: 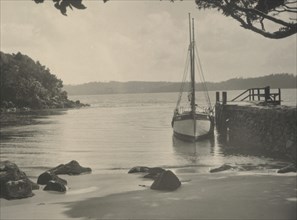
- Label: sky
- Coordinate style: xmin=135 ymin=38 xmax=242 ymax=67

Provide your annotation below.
xmin=1 ymin=0 xmax=296 ymax=85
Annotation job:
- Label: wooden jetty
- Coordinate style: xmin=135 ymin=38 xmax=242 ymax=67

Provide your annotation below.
xmin=216 ymin=86 xmax=281 ymax=105
xmin=214 ymin=87 xmax=296 ymax=161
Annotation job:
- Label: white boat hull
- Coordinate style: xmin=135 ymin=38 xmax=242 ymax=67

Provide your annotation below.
xmin=172 ymin=113 xmax=213 ymax=142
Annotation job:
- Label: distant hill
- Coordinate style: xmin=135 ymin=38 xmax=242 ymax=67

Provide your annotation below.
xmin=64 ymin=73 xmax=297 ymax=95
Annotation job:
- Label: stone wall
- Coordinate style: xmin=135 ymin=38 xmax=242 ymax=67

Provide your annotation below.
xmin=215 ymin=104 xmax=297 ymax=162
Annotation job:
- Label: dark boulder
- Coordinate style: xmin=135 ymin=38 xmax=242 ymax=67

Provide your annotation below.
xmin=143 ymin=173 xmax=159 ymax=179
xmin=151 ymin=170 xmax=181 ymax=191
xmin=0 ymin=160 xmax=38 ymax=199
xmin=128 ymin=166 xmax=150 ymax=174
xmin=37 ymin=171 xmax=67 ymax=185
xmin=28 ymin=179 xmax=40 ymax=190
xmin=148 ymin=167 xmax=166 ymax=174
xmin=277 ymin=164 xmax=297 ymax=173
xmin=49 ymin=160 xmax=92 ymax=175
xmin=0 ymin=161 xmax=27 ymax=183
xmin=210 ymin=164 xmax=233 ymax=173
xmin=4 ymin=179 xmax=33 ymax=200
xmin=144 ymin=167 xmax=166 ymax=179
xmin=43 ymin=180 xmax=67 ymax=192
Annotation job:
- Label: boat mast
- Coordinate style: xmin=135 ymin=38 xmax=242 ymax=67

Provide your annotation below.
xmin=188 ymin=14 xmax=195 ymax=114
xmin=189 ymin=14 xmax=196 ymax=139
xmin=191 ymin=18 xmax=196 ymax=115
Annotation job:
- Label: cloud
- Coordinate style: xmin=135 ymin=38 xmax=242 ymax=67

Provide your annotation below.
xmin=1 ymin=0 xmax=296 ymax=84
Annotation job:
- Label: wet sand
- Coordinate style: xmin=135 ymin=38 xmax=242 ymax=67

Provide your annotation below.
xmin=1 ymin=171 xmax=296 ymax=219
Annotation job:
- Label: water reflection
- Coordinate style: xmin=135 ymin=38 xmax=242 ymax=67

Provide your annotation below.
xmin=0 ymin=109 xmax=67 ymax=128
xmin=0 ymin=110 xmax=67 ymax=142
xmin=172 ymin=136 xmax=215 ymax=155
xmin=214 ymin=127 xmax=288 ymax=160
xmin=171 ymin=127 xmax=288 ymax=173
xmin=172 ymin=135 xmax=216 ymax=164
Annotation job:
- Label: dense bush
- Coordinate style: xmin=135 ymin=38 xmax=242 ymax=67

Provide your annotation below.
xmin=0 ymin=51 xmax=85 ymax=109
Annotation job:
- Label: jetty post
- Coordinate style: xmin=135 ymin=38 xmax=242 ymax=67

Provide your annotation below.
xmin=264 ymin=86 xmax=270 ymax=102
xmin=216 ymin=91 xmax=220 ymax=103
xmin=222 ymin=92 xmax=227 ymax=105
xmin=215 ymin=91 xmax=228 ymax=142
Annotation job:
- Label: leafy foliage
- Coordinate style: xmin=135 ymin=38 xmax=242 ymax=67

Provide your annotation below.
xmin=0 ymin=51 xmax=84 ymax=109
xmin=33 ymin=0 xmax=108 ymax=16
xmin=195 ymin=0 xmax=297 ymax=39
xmin=32 ymin=0 xmax=296 ymax=39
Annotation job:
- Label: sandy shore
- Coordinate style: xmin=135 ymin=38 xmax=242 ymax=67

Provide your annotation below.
xmin=1 ymin=171 xmax=296 ymax=219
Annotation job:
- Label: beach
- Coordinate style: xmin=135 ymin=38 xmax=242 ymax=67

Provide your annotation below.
xmin=1 ymin=170 xmax=296 ymax=220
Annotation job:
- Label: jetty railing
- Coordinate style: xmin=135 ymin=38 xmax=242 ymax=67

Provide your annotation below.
xmin=230 ymin=86 xmax=281 ymax=105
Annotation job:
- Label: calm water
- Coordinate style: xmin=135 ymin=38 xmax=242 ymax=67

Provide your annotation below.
xmin=0 ymin=89 xmax=296 ymax=178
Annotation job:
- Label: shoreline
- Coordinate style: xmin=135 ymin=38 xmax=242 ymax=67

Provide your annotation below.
xmin=1 ymin=171 xmax=296 ymax=219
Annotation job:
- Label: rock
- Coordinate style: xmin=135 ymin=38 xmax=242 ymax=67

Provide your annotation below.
xmin=128 ymin=166 xmax=150 ymax=174
xmin=148 ymin=167 xmax=166 ymax=174
xmin=37 ymin=171 xmax=67 ymax=185
xmin=277 ymin=164 xmax=297 ymax=173
xmin=43 ymin=180 xmax=67 ymax=192
xmin=143 ymin=173 xmax=159 ymax=179
xmin=49 ymin=160 xmax=92 ymax=175
xmin=151 ymin=170 xmax=181 ymax=191
xmin=0 ymin=160 xmax=27 ymax=182
xmin=28 ymin=179 xmax=40 ymax=190
xmin=4 ymin=179 xmax=33 ymax=200
xmin=0 ymin=160 xmax=38 ymax=199
xmin=143 ymin=167 xmax=166 ymax=179
xmin=128 ymin=166 xmax=165 ymax=178
xmin=210 ymin=164 xmax=233 ymax=173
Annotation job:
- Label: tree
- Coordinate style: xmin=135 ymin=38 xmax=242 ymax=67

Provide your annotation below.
xmin=0 ymin=51 xmax=88 ymax=109
xmin=33 ymin=0 xmax=296 ymax=39
xmin=195 ymin=0 xmax=297 ymax=39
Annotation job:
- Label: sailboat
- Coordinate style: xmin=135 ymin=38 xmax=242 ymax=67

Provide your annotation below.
xmin=171 ymin=14 xmax=214 ymax=142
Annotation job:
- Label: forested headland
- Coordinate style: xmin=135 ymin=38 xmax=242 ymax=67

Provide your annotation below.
xmin=64 ymin=74 xmax=297 ymax=96
xmin=0 ymin=51 xmax=87 ymax=111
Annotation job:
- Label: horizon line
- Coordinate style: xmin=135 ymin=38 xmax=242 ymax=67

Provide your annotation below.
xmin=64 ymin=73 xmax=296 ymax=86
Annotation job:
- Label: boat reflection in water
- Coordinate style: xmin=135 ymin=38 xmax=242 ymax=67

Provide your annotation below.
xmin=172 ymin=128 xmax=289 ymax=174
xmin=172 ymin=135 xmax=225 ymax=173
